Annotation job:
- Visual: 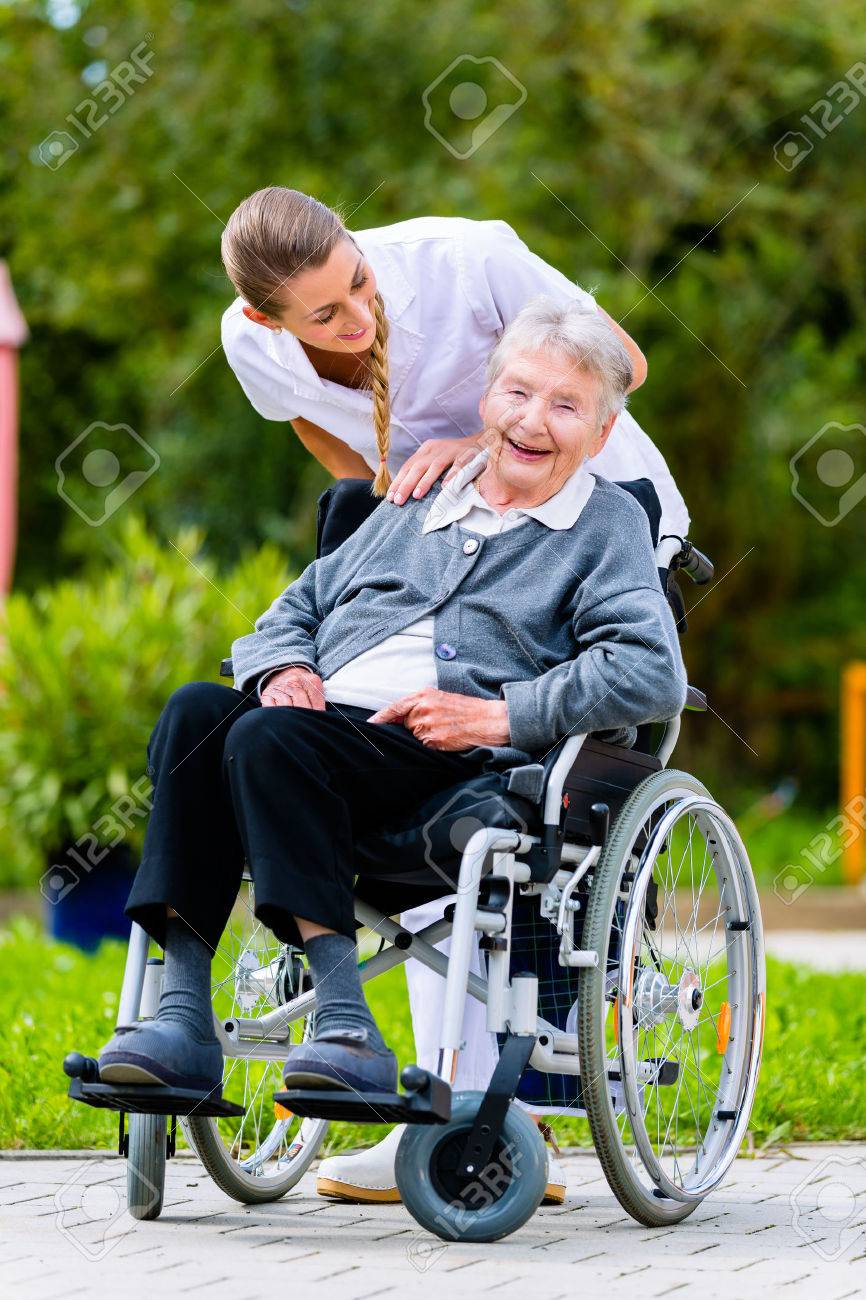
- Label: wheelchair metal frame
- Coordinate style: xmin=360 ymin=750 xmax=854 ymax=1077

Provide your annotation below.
xmin=116 ymin=723 xmax=672 ymax=1078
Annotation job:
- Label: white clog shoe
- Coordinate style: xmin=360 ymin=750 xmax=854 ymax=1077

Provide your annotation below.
xmin=316 ymin=1123 xmax=404 ymax=1203
xmin=316 ymin=1124 xmax=566 ymax=1205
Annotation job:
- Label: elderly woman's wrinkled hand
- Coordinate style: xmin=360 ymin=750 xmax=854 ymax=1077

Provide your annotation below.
xmin=261 ymin=665 xmax=326 ymax=710
xmin=369 ymin=688 xmax=511 ymax=750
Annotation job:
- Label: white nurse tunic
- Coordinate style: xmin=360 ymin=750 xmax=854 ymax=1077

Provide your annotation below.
xmin=222 ymin=214 xmax=690 ymax=1095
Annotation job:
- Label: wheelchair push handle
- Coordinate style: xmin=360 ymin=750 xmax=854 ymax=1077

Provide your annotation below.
xmin=657 ymin=536 xmax=715 ymax=586
xmin=678 ymin=540 xmax=714 ymax=585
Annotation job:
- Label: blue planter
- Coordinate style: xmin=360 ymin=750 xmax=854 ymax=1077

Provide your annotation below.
xmin=43 ymin=842 xmax=136 ymax=952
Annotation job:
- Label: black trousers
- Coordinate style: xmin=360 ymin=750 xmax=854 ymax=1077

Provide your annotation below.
xmin=125 ymin=682 xmax=485 ymax=953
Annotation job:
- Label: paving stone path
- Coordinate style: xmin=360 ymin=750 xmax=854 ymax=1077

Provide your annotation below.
xmin=2 ymin=1143 xmax=865 ymax=1299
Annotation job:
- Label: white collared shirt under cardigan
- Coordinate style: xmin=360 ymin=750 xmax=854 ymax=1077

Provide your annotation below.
xmin=222 ymin=215 xmax=690 ymax=1096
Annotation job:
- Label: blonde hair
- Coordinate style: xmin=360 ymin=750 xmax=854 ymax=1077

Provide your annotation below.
xmin=221 ymin=186 xmax=392 ymax=495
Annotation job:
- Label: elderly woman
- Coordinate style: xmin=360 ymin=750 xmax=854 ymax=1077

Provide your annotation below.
xmin=98 ymin=297 xmax=686 ymax=1098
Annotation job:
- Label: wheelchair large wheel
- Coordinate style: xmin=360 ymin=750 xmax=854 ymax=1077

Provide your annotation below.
xmin=578 ymin=770 xmax=765 ymax=1227
xmin=184 ymin=877 xmax=328 ymax=1203
xmin=395 ymin=1091 xmax=547 ymax=1243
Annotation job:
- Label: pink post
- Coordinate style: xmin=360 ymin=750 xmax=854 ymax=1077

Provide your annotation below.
xmin=0 ymin=261 xmax=28 ymax=595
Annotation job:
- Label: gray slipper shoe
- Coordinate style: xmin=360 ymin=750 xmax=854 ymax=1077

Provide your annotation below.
xmin=98 ymin=1019 xmax=223 ymax=1093
xmin=282 ymin=1028 xmax=398 ymax=1093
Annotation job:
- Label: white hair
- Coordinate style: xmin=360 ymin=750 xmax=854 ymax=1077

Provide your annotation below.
xmin=485 ymin=295 xmax=633 ymax=425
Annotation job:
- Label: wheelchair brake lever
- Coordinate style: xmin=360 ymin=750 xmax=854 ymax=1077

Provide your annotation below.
xmin=556 ymin=845 xmax=600 ymax=968
xmin=556 ymin=803 xmax=608 ymax=966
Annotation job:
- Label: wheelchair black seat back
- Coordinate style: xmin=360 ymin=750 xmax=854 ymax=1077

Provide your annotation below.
xmin=316 ymin=473 xmax=662 ymax=556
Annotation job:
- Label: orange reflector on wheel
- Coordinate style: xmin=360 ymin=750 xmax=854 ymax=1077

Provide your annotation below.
xmin=613 ymin=997 xmax=619 ymax=1045
xmin=716 ymin=1001 xmax=731 ymax=1054
xmin=274 ymin=1101 xmax=293 ymax=1120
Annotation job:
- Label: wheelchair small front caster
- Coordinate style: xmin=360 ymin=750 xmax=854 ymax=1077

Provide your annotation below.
xmin=395 ymin=1090 xmax=547 ymax=1243
xmin=127 ymin=1113 xmax=166 ymax=1220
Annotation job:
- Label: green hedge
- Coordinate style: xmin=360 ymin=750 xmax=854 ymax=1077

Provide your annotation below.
xmin=4 ymin=0 xmax=866 ymax=805
xmin=0 ymin=516 xmax=291 ymax=885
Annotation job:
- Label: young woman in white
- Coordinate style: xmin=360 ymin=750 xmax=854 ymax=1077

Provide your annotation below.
xmin=220 ymin=187 xmax=690 ymax=1204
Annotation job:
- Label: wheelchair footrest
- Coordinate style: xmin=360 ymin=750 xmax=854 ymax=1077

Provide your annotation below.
xmin=67 ymin=1075 xmax=246 ymax=1119
xmin=275 ymin=1064 xmax=451 ymax=1125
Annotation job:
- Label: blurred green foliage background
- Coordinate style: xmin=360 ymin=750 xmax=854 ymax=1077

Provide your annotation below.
xmin=2 ymin=0 xmax=865 ymax=815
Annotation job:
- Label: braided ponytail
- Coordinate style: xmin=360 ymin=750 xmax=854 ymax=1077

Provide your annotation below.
xmin=369 ymin=290 xmax=391 ymax=496
xmin=222 ymin=188 xmax=393 ymax=493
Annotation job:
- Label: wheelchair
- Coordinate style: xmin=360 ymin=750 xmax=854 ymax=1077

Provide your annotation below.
xmin=64 ymin=477 xmax=765 ymax=1244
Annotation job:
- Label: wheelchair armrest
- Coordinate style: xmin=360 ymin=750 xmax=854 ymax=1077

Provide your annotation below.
xmin=504 ymin=735 xmax=587 ymax=816
xmin=540 ymin=736 xmax=587 ymax=828
xmin=505 ymin=735 xmax=589 ymax=885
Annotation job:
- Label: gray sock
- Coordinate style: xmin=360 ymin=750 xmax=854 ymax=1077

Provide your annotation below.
xmin=305 ymin=932 xmax=388 ymax=1053
xmin=155 ymin=916 xmax=216 ymax=1043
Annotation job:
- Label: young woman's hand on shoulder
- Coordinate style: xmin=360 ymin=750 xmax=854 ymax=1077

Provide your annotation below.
xmin=385 ymin=436 xmax=485 ymax=505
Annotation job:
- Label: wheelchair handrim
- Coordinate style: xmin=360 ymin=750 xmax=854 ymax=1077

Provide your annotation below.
xmin=186 ymin=881 xmax=328 ymax=1197
xmin=616 ymin=792 xmax=765 ymax=1203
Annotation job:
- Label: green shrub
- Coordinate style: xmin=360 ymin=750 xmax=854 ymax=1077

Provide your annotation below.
xmin=0 ymin=516 xmax=291 ymax=884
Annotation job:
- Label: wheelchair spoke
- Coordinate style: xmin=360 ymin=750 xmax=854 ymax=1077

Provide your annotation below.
xmin=185 ymin=875 xmax=327 ymax=1189
xmin=618 ymin=800 xmax=758 ymax=1197
xmin=578 ymin=773 xmax=764 ymax=1222
xmin=689 ymin=1031 xmax=715 ymax=1125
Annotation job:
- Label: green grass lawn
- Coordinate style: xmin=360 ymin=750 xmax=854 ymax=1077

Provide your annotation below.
xmin=1 ymin=915 xmax=863 ymax=1154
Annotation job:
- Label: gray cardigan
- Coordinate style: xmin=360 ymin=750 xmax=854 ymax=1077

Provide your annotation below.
xmin=231 ymin=476 xmax=688 ymax=769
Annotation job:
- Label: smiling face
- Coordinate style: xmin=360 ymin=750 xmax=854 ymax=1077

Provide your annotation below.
xmin=477 ymin=348 xmax=616 ymax=504
xmin=242 ymin=238 xmax=378 ymax=353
